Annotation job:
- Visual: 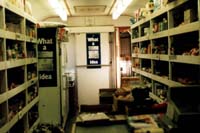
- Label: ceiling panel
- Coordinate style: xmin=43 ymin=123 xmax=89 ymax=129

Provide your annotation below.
xmin=29 ymin=0 xmax=57 ymax=20
xmin=74 ymin=5 xmax=107 ymax=16
xmin=29 ymin=0 xmax=147 ymax=21
xmin=66 ymin=0 xmax=115 ymax=16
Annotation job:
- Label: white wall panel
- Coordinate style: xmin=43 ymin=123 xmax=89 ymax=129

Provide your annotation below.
xmin=62 ymin=35 xmax=76 ymax=73
xmin=75 ymin=33 xmax=87 ymax=66
xmin=77 ymin=67 xmax=110 ymax=105
xmin=69 ymin=26 xmax=114 ymax=33
xmin=100 ymin=33 xmax=110 ymax=65
xmin=75 ymin=31 xmax=111 ymax=106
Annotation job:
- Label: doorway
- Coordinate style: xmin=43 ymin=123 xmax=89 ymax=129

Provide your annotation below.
xmin=115 ymin=27 xmax=132 ymax=88
xmin=119 ymin=28 xmax=131 ymax=78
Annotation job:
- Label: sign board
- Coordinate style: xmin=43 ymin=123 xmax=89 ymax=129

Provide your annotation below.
xmin=38 ymin=28 xmax=57 ymax=87
xmin=86 ymin=33 xmax=101 ymax=68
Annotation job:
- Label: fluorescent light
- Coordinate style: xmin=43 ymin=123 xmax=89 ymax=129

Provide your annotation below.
xmin=112 ymin=0 xmax=132 ymax=20
xmin=48 ymin=0 xmax=67 ymax=21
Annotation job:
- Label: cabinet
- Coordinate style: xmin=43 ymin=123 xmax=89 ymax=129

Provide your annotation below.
xmin=0 ymin=0 xmax=39 ymax=132
xmin=131 ymin=0 xmax=200 ymax=103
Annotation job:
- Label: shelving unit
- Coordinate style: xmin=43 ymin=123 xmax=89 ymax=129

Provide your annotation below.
xmin=0 ymin=0 xmax=39 ymax=132
xmin=131 ymin=0 xmax=200 ymax=103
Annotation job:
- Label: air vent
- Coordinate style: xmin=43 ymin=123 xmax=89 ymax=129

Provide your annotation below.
xmin=74 ymin=5 xmax=106 ymax=14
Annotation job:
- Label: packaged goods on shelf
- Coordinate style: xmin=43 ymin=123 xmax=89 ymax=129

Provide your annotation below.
xmin=153 ymin=0 xmax=162 ymax=11
xmin=145 ymin=0 xmax=154 ymax=13
xmin=131 ymin=0 xmax=200 ymax=107
xmin=0 ymin=0 xmax=38 ymax=132
xmin=25 ymin=0 xmax=32 ymax=15
xmin=16 ymin=0 xmax=24 ymax=9
xmin=7 ymin=0 xmax=24 ymax=10
xmin=7 ymin=0 xmax=16 ymax=5
xmin=184 ymin=9 xmax=195 ymax=24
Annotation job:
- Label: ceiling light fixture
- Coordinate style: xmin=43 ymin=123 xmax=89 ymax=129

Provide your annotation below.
xmin=112 ymin=0 xmax=132 ymax=20
xmin=48 ymin=0 xmax=67 ymax=21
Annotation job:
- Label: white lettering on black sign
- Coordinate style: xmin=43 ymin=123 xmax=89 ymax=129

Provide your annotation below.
xmin=90 ymin=60 xmax=98 ymax=64
xmin=39 ymin=73 xmax=52 ymax=80
xmin=38 ymin=38 xmax=53 ymax=44
xmin=87 ymin=37 xmax=99 ymax=42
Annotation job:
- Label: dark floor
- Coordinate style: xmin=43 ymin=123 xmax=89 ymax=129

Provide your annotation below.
xmin=65 ymin=112 xmax=130 ymax=133
xmin=75 ymin=124 xmax=129 ymax=133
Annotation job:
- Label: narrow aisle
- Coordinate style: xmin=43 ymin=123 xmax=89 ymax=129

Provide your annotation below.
xmin=75 ymin=124 xmax=129 ymax=133
xmin=65 ymin=112 xmax=130 ymax=133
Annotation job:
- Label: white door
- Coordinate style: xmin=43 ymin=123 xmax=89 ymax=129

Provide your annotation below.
xmin=75 ymin=31 xmax=112 ymax=106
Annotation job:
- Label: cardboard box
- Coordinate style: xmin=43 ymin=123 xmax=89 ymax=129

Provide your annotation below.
xmin=99 ymin=88 xmax=117 ymax=104
xmin=113 ymin=95 xmax=134 ymax=113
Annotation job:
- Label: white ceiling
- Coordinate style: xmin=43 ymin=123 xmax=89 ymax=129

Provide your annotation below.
xmin=29 ymin=0 xmax=148 ymax=21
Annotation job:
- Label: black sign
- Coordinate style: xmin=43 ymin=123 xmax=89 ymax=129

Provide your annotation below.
xmin=38 ymin=28 xmax=57 ymax=87
xmin=86 ymin=33 xmax=101 ymax=68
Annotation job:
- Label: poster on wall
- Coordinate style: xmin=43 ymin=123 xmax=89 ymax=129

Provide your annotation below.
xmin=38 ymin=28 xmax=57 ymax=87
xmin=86 ymin=33 xmax=101 ymax=68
